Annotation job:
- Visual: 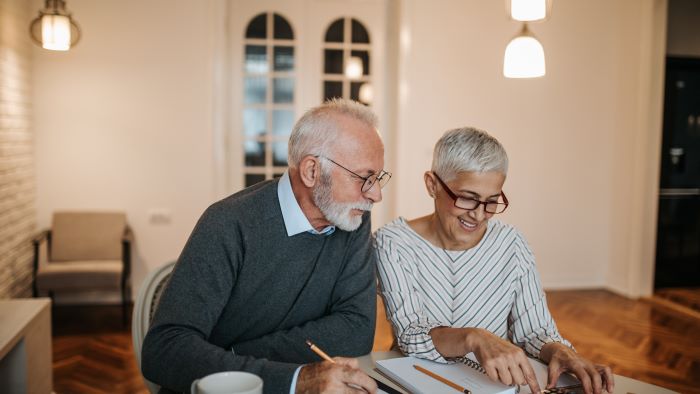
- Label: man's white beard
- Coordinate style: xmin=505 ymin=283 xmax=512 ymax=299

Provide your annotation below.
xmin=312 ymin=170 xmax=373 ymax=232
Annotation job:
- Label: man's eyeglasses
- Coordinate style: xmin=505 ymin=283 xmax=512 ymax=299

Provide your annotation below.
xmin=318 ymin=156 xmax=392 ymax=193
xmin=433 ymin=172 xmax=509 ymax=214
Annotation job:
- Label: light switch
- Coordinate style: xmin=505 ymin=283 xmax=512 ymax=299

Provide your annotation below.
xmin=148 ymin=209 xmax=172 ymax=225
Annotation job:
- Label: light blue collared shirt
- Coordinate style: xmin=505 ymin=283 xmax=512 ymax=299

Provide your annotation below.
xmin=278 ymin=171 xmax=335 ymax=237
xmin=277 ymin=171 xmax=334 ymax=392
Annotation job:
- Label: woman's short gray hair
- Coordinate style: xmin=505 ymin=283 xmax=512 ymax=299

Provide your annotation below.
xmin=431 ymin=127 xmax=509 ymax=181
xmin=288 ymin=98 xmax=378 ymax=168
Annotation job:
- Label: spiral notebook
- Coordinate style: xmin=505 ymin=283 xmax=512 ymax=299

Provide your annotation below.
xmin=375 ymin=353 xmax=579 ymax=394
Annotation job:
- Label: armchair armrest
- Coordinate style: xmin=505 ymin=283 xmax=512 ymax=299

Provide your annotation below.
xmin=120 ymin=225 xmax=134 ymax=323
xmin=122 ymin=226 xmax=134 ymax=244
xmin=33 ymin=229 xmax=51 ymax=297
xmin=121 ymin=226 xmax=133 ymax=280
xmin=32 ymin=229 xmax=50 ymax=246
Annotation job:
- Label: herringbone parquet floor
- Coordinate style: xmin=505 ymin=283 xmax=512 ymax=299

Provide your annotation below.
xmin=52 ymin=290 xmax=700 ymax=393
xmin=52 ymin=305 xmax=148 ymax=394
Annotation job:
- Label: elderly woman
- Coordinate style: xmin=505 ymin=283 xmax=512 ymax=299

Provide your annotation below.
xmin=375 ymin=127 xmax=614 ymax=394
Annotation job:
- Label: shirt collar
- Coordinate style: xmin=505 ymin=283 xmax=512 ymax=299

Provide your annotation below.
xmin=278 ymin=171 xmax=335 ymax=237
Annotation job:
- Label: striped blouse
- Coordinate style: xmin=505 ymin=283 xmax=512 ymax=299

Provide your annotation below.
xmin=375 ymin=217 xmax=571 ymax=363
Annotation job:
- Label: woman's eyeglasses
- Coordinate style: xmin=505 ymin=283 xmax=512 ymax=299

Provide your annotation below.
xmin=433 ymin=172 xmax=509 ymax=214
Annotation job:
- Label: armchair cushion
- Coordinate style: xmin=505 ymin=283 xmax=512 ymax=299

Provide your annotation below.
xmin=36 ymin=260 xmax=123 ymax=290
xmin=51 ymin=212 xmax=127 ymax=261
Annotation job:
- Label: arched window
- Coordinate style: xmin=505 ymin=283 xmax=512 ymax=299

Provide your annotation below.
xmin=242 ymin=12 xmax=295 ymax=186
xmin=322 ymin=18 xmax=372 ymax=104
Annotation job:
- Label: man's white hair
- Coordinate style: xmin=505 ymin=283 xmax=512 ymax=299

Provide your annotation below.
xmin=287 ymin=98 xmax=378 ymax=168
xmin=431 ymin=127 xmax=509 ymax=181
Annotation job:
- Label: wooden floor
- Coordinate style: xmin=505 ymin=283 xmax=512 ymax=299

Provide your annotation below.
xmin=52 ymin=305 xmax=149 ymax=394
xmin=52 ymin=290 xmax=700 ymax=393
xmin=656 ymin=287 xmax=700 ymax=314
xmin=546 ymin=290 xmax=700 ymax=394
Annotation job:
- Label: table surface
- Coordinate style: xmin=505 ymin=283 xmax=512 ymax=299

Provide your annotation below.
xmin=358 ymin=351 xmax=679 ymax=394
xmin=0 ymin=298 xmax=51 ymax=358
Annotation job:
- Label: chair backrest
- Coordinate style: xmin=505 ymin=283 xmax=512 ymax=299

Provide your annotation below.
xmin=132 ymin=261 xmax=176 ymax=394
xmin=51 ymin=211 xmax=127 ymax=261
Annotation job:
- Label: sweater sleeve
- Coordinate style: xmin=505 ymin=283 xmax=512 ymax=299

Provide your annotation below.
xmin=141 ymin=204 xmax=298 ymax=394
xmin=375 ymin=228 xmax=449 ymax=363
xmin=231 ymin=212 xmax=376 ymax=361
xmin=509 ymin=232 xmax=572 ymax=358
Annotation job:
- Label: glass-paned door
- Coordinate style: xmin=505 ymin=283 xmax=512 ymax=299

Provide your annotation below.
xmin=242 ymin=12 xmax=296 ymax=186
xmin=322 ymin=17 xmax=373 ymax=105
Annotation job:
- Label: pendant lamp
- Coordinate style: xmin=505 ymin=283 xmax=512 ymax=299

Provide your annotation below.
xmin=508 ymin=0 xmax=551 ymax=22
xmin=358 ymin=83 xmax=374 ymax=104
xmin=30 ymin=0 xmax=81 ymax=51
xmin=503 ymin=24 xmax=545 ymax=78
xmin=344 ymin=57 xmax=363 ymax=80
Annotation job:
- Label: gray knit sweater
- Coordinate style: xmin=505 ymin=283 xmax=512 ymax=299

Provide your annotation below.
xmin=141 ymin=179 xmax=377 ymax=393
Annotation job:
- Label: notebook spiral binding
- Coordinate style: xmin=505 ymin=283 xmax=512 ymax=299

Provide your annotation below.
xmin=456 ymin=356 xmax=486 ymax=374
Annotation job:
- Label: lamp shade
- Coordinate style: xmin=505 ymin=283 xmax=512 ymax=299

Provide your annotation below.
xmin=345 ymin=56 xmax=363 ymax=80
xmin=503 ymin=24 xmax=545 ymax=78
xmin=509 ymin=0 xmax=548 ymax=22
xmin=30 ymin=0 xmax=81 ymax=51
xmin=358 ymin=83 xmax=374 ymax=104
xmin=41 ymin=15 xmax=71 ymax=50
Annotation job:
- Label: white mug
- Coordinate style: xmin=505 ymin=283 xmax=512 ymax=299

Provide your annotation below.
xmin=190 ymin=371 xmax=263 ymax=394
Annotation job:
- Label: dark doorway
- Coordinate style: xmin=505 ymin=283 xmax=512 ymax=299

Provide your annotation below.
xmin=654 ymin=57 xmax=700 ymax=289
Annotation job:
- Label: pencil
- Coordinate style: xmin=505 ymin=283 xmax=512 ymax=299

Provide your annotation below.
xmin=414 ymin=364 xmax=471 ymax=394
xmin=305 ymin=339 xmax=334 ymax=363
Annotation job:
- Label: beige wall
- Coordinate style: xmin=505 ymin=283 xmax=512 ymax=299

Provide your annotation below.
xmin=32 ymin=0 xmax=220 ymax=301
xmin=390 ymin=0 xmax=665 ymax=295
xmin=31 ymin=0 xmax=667 ymax=299
xmin=0 ymin=0 xmax=36 ymax=299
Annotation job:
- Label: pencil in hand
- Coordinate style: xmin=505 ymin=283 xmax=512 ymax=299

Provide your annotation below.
xmin=305 ymin=339 xmax=334 ymax=363
xmin=305 ymin=339 xmax=370 ymax=393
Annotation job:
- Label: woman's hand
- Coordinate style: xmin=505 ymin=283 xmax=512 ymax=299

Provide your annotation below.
xmin=468 ymin=329 xmax=541 ymax=393
xmin=540 ymin=342 xmax=614 ymax=394
xmin=431 ymin=327 xmax=541 ymax=393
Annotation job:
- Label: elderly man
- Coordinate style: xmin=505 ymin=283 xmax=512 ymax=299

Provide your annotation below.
xmin=142 ymin=99 xmax=390 ymax=393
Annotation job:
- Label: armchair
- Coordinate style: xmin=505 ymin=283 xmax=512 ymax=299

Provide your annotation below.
xmin=32 ymin=211 xmax=133 ymax=324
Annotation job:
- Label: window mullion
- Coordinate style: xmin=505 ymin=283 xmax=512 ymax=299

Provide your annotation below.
xmin=266 ymin=13 xmax=274 ymax=177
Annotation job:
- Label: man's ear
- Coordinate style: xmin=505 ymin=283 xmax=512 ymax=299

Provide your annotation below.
xmin=424 ymin=171 xmax=437 ymax=198
xmin=299 ymin=156 xmax=320 ymax=187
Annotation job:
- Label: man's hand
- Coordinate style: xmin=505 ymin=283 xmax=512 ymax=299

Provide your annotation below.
xmin=296 ymin=357 xmax=377 ymax=393
xmin=469 ymin=329 xmax=541 ymax=394
xmin=542 ymin=343 xmax=614 ymax=394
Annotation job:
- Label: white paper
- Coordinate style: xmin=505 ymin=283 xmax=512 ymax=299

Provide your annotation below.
xmin=377 ymin=355 xmax=515 ymax=394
